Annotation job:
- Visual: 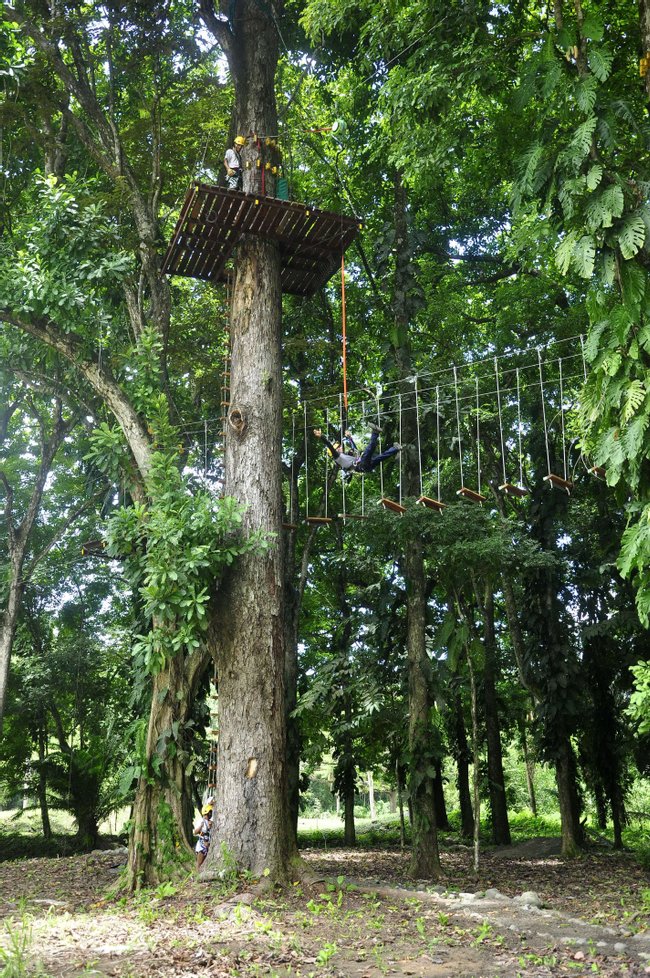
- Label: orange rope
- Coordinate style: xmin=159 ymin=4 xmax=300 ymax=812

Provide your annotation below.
xmin=341 ymin=253 xmax=348 ymax=410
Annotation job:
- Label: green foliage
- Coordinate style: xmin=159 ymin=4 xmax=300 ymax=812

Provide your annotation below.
xmin=105 ymin=450 xmax=266 ymax=674
xmin=0 ymin=174 xmax=131 ymax=329
xmin=627 ymin=662 xmax=650 ymax=735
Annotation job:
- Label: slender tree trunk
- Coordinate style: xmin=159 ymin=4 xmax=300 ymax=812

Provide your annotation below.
xmin=521 ymin=720 xmax=537 ymax=816
xmin=0 ymin=577 xmax=22 ymax=729
xmin=482 ymin=588 xmax=511 ymax=845
xmin=396 ymin=760 xmax=406 ymax=850
xmin=37 ymin=721 xmax=51 ymax=841
xmin=367 ymin=772 xmax=377 ymax=821
xmin=466 ymin=647 xmax=481 ymax=875
xmin=452 ymin=691 xmax=474 ymax=839
xmin=555 ymin=738 xmax=584 ymax=857
xmin=433 ymin=760 xmax=450 ymax=831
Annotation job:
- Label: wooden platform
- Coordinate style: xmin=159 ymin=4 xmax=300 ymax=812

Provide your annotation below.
xmin=162 ymin=183 xmax=361 ymax=297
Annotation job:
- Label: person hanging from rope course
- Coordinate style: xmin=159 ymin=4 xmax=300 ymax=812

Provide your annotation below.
xmin=193 ymin=799 xmax=213 ymax=869
xmin=224 ymin=135 xmax=245 ymax=190
xmin=314 ymin=423 xmax=401 ymax=479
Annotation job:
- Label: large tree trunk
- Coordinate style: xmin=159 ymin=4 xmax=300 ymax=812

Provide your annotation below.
xmin=391 ymin=174 xmax=439 ymax=880
xmin=198 ymin=0 xmax=295 ymax=883
xmin=128 ymin=648 xmax=209 ymax=887
xmin=482 ymin=588 xmax=511 ymax=845
xmin=204 ymin=235 xmax=293 ymax=877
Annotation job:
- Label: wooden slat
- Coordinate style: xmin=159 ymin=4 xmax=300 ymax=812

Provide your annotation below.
xmin=589 ymin=466 xmax=606 ymax=480
xmin=305 ymin=516 xmax=334 ymax=525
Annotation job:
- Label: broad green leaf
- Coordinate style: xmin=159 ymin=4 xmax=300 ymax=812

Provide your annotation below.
xmin=617 ymin=212 xmax=646 ymax=260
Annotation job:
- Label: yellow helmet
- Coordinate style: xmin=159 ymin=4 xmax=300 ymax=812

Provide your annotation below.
xmin=202 ymin=803 xmax=213 ymax=815
xmin=234 ymin=136 xmax=246 ymax=147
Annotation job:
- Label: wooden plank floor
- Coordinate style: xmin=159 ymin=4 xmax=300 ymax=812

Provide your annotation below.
xmin=162 ymin=184 xmax=361 ymax=296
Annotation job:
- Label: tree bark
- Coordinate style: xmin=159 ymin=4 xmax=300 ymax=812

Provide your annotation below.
xmin=555 ymin=738 xmax=585 ymax=857
xmin=452 ymin=691 xmax=474 ymax=839
xmin=391 ymin=173 xmax=439 ymax=880
xmin=128 ymin=646 xmax=210 ymax=887
xmin=37 ymin=720 xmax=51 ymax=841
xmin=481 ymin=587 xmax=511 ymax=845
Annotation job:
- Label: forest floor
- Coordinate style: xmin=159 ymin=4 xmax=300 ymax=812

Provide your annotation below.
xmin=0 ymin=837 xmax=648 ymax=978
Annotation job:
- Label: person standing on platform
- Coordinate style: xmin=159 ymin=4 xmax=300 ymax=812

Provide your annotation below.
xmin=224 ymin=136 xmax=245 ymax=190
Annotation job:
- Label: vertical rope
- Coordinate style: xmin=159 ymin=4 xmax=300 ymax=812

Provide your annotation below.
xmin=580 ymin=334 xmax=588 ymax=383
xmin=559 ymin=358 xmax=567 ymax=481
xmin=341 ymin=254 xmax=348 ymax=411
xmin=376 ymin=393 xmax=384 ymax=499
xmin=339 ymin=392 xmax=346 ymax=518
xmin=436 ymin=385 xmax=441 ymax=501
xmin=476 ymin=376 xmax=481 ymax=496
xmin=289 ymin=413 xmax=296 ymax=521
xmin=304 ymin=401 xmax=309 ymax=520
xmin=414 ymin=377 xmax=423 ymax=497
xmin=324 ymin=407 xmax=330 ymax=518
xmin=494 ymin=357 xmax=507 ymax=485
xmin=516 ymin=368 xmax=524 ymax=488
xmin=204 ymin=420 xmax=208 ymax=478
xmin=361 ymin=400 xmax=366 ymax=516
xmin=398 ymin=393 xmax=403 ymax=506
xmin=538 ymin=349 xmax=552 ymax=476
xmin=454 ymin=366 xmax=464 ymax=488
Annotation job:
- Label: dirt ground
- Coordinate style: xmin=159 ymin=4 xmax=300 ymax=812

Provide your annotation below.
xmin=0 ymin=838 xmax=648 ymax=978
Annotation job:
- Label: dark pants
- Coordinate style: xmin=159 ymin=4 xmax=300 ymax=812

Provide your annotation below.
xmin=355 ymin=431 xmax=399 ymax=472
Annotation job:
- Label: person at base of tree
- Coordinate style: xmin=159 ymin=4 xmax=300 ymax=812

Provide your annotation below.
xmin=193 ymin=800 xmax=213 ymax=869
xmin=314 ymin=424 xmax=401 ymax=477
xmin=224 ymin=136 xmax=245 ymax=190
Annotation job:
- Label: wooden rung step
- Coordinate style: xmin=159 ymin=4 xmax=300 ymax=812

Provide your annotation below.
xmin=282 ymin=522 xmax=299 ymax=529
xmin=590 ymin=466 xmax=606 ymax=479
xmin=544 ymin=473 xmax=573 ymax=493
xmin=416 ymin=496 xmax=445 ymax=511
xmin=379 ymin=498 xmax=406 ymax=515
xmin=305 ymin=516 xmax=334 ymax=525
xmin=457 ymin=487 xmax=487 ymax=503
xmin=499 ymin=483 xmax=529 ymax=498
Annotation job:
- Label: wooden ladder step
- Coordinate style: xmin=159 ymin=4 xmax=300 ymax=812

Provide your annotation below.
xmin=499 ymin=483 xmax=529 ymax=498
xmin=457 ymin=487 xmax=487 ymax=503
xmin=589 ymin=466 xmax=606 ymax=480
xmin=379 ymin=498 xmax=406 ymax=515
xmin=305 ymin=516 xmax=334 ymax=525
xmin=544 ymin=473 xmax=573 ymax=493
xmin=416 ymin=495 xmax=445 ymax=511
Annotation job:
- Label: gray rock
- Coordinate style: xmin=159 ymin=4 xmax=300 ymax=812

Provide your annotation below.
xmin=513 ymin=890 xmax=542 ymax=908
xmin=484 ymin=888 xmax=504 ymax=899
xmin=614 ymin=943 xmax=627 ymax=952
